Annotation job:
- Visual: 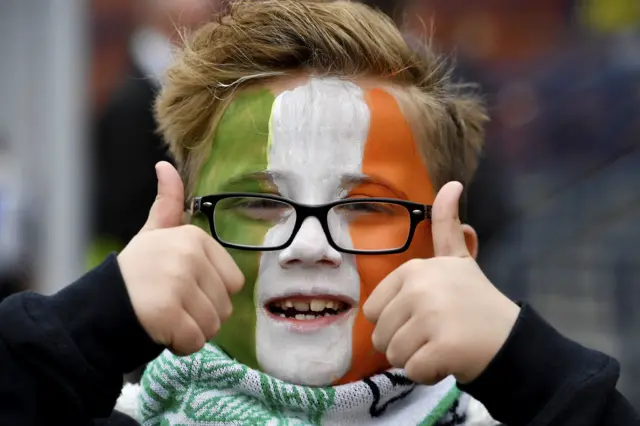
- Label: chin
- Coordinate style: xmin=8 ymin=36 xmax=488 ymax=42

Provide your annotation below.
xmin=255 ymin=305 xmax=357 ymax=386
xmin=253 ymin=249 xmax=362 ymax=386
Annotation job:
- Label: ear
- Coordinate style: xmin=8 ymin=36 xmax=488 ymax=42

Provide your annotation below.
xmin=461 ymin=224 xmax=479 ymax=259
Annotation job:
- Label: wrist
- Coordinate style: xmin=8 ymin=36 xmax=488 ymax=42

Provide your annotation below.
xmin=457 ymin=298 xmax=520 ymax=384
xmin=50 ymin=254 xmax=163 ymax=374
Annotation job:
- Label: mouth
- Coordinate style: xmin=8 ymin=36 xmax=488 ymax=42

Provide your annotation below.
xmin=264 ymin=295 xmax=354 ymax=329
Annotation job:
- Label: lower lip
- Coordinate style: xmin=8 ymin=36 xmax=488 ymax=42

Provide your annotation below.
xmin=264 ymin=309 xmax=352 ymax=332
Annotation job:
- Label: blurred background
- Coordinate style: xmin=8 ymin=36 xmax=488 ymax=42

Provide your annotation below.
xmin=0 ymin=0 xmax=638 ymax=406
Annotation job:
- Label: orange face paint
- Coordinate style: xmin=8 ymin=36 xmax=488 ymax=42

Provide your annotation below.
xmin=337 ymin=88 xmax=436 ymax=384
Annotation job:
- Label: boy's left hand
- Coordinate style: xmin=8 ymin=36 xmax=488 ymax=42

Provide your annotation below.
xmin=363 ymin=182 xmax=520 ymax=385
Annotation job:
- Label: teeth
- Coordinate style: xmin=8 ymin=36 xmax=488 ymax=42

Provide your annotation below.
xmin=293 ymin=301 xmax=309 ymax=311
xmin=310 ymin=300 xmax=325 ymax=312
xmin=272 ymin=298 xmax=350 ymax=318
xmin=279 ymin=314 xmax=286 ymax=318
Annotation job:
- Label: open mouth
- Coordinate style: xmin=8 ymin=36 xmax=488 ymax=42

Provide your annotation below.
xmin=266 ymin=296 xmax=353 ymax=321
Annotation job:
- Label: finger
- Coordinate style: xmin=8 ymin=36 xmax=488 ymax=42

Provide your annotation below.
xmin=200 ymin=235 xmax=245 ymax=295
xmin=169 ymin=313 xmax=207 ymax=356
xmin=404 ymin=343 xmax=448 ymax=385
xmin=142 ymin=162 xmax=185 ymax=232
xmin=362 ymin=266 xmax=406 ymax=323
xmin=385 ymin=316 xmax=430 ymax=369
xmin=371 ymin=293 xmax=412 ymax=353
xmin=182 ymin=283 xmax=221 ymax=341
xmin=196 ymin=259 xmax=234 ymax=322
xmin=431 ymin=181 xmax=469 ymax=258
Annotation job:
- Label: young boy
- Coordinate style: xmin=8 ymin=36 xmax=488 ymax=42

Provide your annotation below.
xmin=0 ymin=1 xmax=637 ymax=425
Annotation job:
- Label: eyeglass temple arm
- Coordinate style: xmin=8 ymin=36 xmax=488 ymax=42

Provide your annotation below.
xmin=184 ymin=198 xmax=197 ymax=214
xmin=424 ymin=205 xmax=432 ymax=221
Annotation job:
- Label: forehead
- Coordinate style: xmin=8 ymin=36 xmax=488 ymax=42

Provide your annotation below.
xmin=195 ymin=77 xmax=434 ymax=204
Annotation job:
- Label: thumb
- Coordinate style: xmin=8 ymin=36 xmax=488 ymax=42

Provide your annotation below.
xmin=431 ymin=181 xmax=470 ymax=257
xmin=142 ymin=161 xmax=185 ymax=232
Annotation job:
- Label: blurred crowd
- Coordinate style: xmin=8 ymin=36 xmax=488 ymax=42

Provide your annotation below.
xmin=0 ymin=0 xmax=639 ymax=407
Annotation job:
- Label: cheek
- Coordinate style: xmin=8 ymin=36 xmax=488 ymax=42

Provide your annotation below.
xmin=336 ymin=221 xmax=433 ymax=384
xmin=358 ymin=220 xmax=434 ymax=298
xmin=215 ymin=248 xmax=260 ymax=368
xmin=191 ymin=214 xmax=266 ymax=369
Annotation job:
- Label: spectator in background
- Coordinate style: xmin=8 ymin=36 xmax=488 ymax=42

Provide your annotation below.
xmin=89 ymin=0 xmax=221 ymax=269
xmin=0 ymin=132 xmax=29 ymax=302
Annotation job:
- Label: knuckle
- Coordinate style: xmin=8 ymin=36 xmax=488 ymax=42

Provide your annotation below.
xmin=223 ymin=266 xmax=245 ymax=293
xmin=204 ymin=315 xmax=220 ymax=340
xmin=404 ymin=281 xmax=425 ymax=298
xmin=183 ymin=224 xmax=206 ymax=238
xmin=219 ymin=300 xmax=233 ymax=322
xmin=386 ymin=347 xmax=403 ymax=368
xmin=157 ymin=299 xmax=180 ymax=319
xmin=405 ymin=357 xmax=439 ymax=385
xmin=178 ymin=243 xmax=201 ymax=262
xmin=166 ymin=266 xmax=189 ymax=291
xmin=232 ymin=270 xmax=245 ymax=290
xmin=166 ymin=263 xmax=187 ymax=283
xmin=371 ymin=331 xmax=385 ymax=353
xmin=403 ymin=258 xmax=424 ymax=274
xmin=405 ymin=361 xmax=428 ymax=384
xmin=181 ymin=324 xmax=205 ymax=354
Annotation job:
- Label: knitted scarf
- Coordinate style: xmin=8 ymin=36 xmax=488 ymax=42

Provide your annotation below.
xmin=138 ymin=343 xmax=471 ymax=425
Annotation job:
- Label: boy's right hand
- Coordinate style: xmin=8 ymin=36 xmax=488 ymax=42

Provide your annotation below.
xmin=117 ymin=162 xmax=244 ymax=356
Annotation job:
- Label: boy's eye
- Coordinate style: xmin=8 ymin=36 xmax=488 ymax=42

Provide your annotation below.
xmin=332 ymin=199 xmax=403 ymax=220
xmin=236 ymin=199 xmax=283 ymax=210
xmin=219 ymin=197 xmax=293 ymax=222
xmin=339 ymin=202 xmax=390 ymax=213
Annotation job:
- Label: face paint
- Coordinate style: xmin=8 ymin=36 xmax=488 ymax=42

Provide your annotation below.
xmin=255 ymin=79 xmax=367 ymax=386
xmin=193 ymin=89 xmax=276 ymax=369
xmin=195 ymin=78 xmax=434 ymax=387
xmin=337 ymin=88 xmax=435 ymax=384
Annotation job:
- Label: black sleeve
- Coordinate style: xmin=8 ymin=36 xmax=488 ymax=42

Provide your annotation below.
xmin=0 ymin=255 xmax=163 ymax=425
xmin=459 ymin=304 xmax=640 ymax=426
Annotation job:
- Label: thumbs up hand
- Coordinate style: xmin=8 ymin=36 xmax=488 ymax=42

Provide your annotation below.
xmin=117 ymin=162 xmax=244 ymax=356
xmin=363 ymin=182 xmax=519 ymax=385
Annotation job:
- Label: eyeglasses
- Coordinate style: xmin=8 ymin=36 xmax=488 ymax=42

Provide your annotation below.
xmin=189 ymin=193 xmax=432 ymax=255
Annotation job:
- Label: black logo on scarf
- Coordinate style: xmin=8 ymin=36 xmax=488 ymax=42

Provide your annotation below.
xmin=364 ymin=372 xmax=416 ymax=417
xmin=435 ymin=399 xmax=467 ymax=426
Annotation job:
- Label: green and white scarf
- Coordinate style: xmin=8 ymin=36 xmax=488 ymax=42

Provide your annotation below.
xmin=134 ymin=343 xmax=474 ymax=425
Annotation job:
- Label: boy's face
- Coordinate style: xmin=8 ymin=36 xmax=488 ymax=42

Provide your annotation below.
xmin=193 ymin=77 xmax=438 ymax=386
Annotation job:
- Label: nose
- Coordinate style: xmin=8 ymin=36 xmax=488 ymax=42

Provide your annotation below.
xmin=278 ymin=217 xmax=342 ymax=268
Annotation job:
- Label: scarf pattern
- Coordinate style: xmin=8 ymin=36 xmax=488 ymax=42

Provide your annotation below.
xmin=139 ymin=344 xmax=470 ymax=425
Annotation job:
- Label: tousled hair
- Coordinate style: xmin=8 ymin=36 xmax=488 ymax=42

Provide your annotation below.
xmin=155 ymin=0 xmax=488 ymax=200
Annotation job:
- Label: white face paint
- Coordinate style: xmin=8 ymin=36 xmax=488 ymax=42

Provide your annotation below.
xmin=255 ymin=78 xmax=369 ymax=386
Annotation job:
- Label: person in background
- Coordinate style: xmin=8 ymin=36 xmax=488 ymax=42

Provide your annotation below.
xmin=89 ymin=0 xmax=221 ymax=269
xmin=90 ymin=0 xmax=222 ymax=383
xmin=0 ymin=132 xmax=29 ymax=303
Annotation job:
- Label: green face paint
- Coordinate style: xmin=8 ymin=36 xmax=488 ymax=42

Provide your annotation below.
xmin=192 ymin=89 xmax=276 ymax=369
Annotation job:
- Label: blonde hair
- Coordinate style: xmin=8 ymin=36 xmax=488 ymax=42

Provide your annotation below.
xmin=155 ymin=0 xmax=488 ymax=198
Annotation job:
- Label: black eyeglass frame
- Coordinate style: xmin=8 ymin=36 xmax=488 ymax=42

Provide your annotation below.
xmin=189 ymin=192 xmax=432 ymax=255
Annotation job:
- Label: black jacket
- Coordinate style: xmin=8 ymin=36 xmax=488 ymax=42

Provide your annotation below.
xmin=0 ymin=255 xmax=637 ymax=425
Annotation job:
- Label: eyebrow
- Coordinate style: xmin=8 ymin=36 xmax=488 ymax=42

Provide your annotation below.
xmin=222 ymin=171 xmax=408 ymax=199
xmin=222 ymin=170 xmax=283 ymax=192
xmin=340 ymin=173 xmax=408 ymax=200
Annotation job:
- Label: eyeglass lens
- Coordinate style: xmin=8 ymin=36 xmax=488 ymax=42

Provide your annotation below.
xmin=212 ymin=196 xmax=412 ymax=252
